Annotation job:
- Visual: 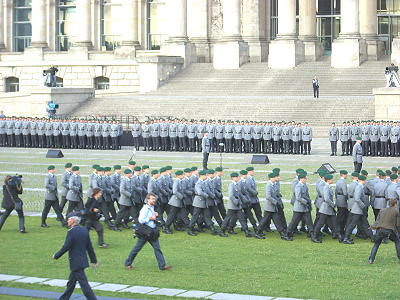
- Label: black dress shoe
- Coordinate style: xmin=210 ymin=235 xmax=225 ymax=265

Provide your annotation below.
xmin=187 ymin=230 xmax=197 ymax=236
xmin=254 ymin=233 xmax=266 ymax=239
xmin=228 ymin=229 xmax=238 ymax=235
xmin=41 ymin=223 xmax=49 ymax=228
xmin=342 ymin=239 xmax=354 ymax=244
xmin=219 ymin=232 xmax=228 ymax=237
xmin=20 ymin=229 xmax=27 ymax=233
xmin=163 ymin=229 xmax=172 ymax=234
xmin=368 ymin=259 xmax=374 ymax=264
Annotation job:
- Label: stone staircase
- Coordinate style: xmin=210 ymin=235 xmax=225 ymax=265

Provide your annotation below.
xmin=71 ymin=57 xmax=386 ymax=137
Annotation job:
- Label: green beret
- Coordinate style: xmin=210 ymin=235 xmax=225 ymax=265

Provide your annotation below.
xmin=215 ymin=167 xmax=223 ymax=172
xmin=356 ymin=137 xmax=362 ymax=141
xmin=361 ymin=170 xmax=368 ymax=176
xmin=207 ymin=169 xmax=215 ymax=174
xmin=134 ymin=166 xmax=142 ymax=171
xmin=48 ymin=165 xmax=55 ymax=170
xmin=160 ymin=167 xmax=166 ymax=173
xmin=142 ymin=165 xmax=149 ymax=169
xmin=166 ymin=166 xmax=172 ymax=170
xmin=151 ymin=170 xmax=159 ymax=175
xmin=198 ymin=170 xmax=207 ymax=176
xmin=298 ymin=173 xmax=307 ymax=179
xmin=386 ymin=170 xmax=392 ymax=175
xmin=184 ymin=168 xmax=192 ymax=173
xmin=246 ymin=167 xmax=254 ymax=171
xmin=97 ymin=167 xmax=104 ymax=172
xmin=358 ymin=175 xmax=366 ymax=181
xmin=175 ymin=170 xmax=184 ymax=176
xmin=351 ymin=172 xmax=359 ymax=177
xmin=240 ymin=170 xmax=248 ymax=175
xmin=230 ymin=172 xmax=239 ymax=178
xmin=191 ymin=167 xmax=198 ymax=171
xmin=340 ymin=170 xmax=348 ymax=175
xmin=72 ymin=166 xmax=79 ymax=171
xmin=377 ymin=171 xmax=385 ymax=177
xmin=268 ymin=173 xmax=277 ymax=179
xmin=324 ymin=174 xmax=333 ymax=180
xmin=64 ymin=163 xmax=72 ymax=168
xmin=113 ymin=165 xmax=121 ymax=170
xmin=392 ymin=167 xmax=398 ymax=172
xmin=390 ymin=174 xmax=398 ymax=180
xmin=104 ymin=167 xmax=111 ymax=172
xmin=272 ymin=168 xmax=280 ymax=174
xmin=296 ymin=168 xmax=304 ymax=174
xmin=128 ymin=161 xmax=136 ymax=165
xmin=92 ymin=164 xmax=99 ymax=169
xmin=124 ymin=169 xmax=132 ymax=174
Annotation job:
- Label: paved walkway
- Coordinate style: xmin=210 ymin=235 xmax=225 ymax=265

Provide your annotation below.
xmin=0 ymin=273 xmax=314 ymax=300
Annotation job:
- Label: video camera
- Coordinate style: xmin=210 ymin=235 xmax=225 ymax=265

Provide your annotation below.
xmin=8 ymin=175 xmax=23 ymax=186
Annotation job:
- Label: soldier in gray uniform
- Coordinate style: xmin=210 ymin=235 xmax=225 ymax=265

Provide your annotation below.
xmin=379 ymin=122 xmax=389 ymax=157
xmin=52 ymin=120 xmax=61 ymax=148
xmin=103 ymin=167 xmax=117 ymax=220
xmin=169 ymin=121 xmax=178 ymax=151
xmin=213 ymin=167 xmax=226 ymax=218
xmin=69 ymin=120 xmax=78 ymax=149
xmin=243 ymin=123 xmax=252 ymax=153
xmin=93 ymin=121 xmax=102 ymax=149
xmin=77 ymin=120 xmax=86 ymax=149
xmin=245 ymin=167 xmax=262 ymax=222
xmin=302 ymin=122 xmax=312 ymax=155
xmin=110 ymin=121 xmax=119 ymax=150
xmin=205 ymin=169 xmax=223 ymax=227
xmin=178 ymin=121 xmax=187 ymax=151
xmin=343 ymin=175 xmax=374 ymax=244
xmin=148 ymin=170 xmax=162 ymax=202
xmin=60 ymin=163 xmax=73 ymax=213
xmin=101 ymin=121 xmax=111 ymax=150
xmin=252 ymin=123 xmax=262 ymax=153
xmin=282 ymin=123 xmax=291 ymax=154
xmin=142 ymin=121 xmax=151 ymax=151
xmin=0 ymin=116 xmax=6 ymax=146
xmin=340 ymin=122 xmax=349 ymax=156
xmin=86 ymin=120 xmax=95 ymax=149
xmin=150 ymin=120 xmax=161 ymax=151
xmin=41 ymin=165 xmax=66 ymax=228
xmin=205 ymin=121 xmax=216 ymax=152
xmin=313 ymin=174 xmax=341 ymax=242
xmin=159 ymin=121 xmax=169 ymax=151
xmin=234 ymin=122 xmax=243 ymax=153
xmin=369 ymin=121 xmax=380 ymax=157
xmin=335 ymin=170 xmax=349 ymax=236
xmin=5 ymin=118 xmax=14 ymax=147
xmin=329 ymin=122 xmax=339 ymax=156
xmin=272 ymin=123 xmax=281 ymax=154
xmin=131 ymin=167 xmax=145 ymax=223
xmin=256 ymin=173 xmax=291 ymax=240
xmin=291 ymin=123 xmax=301 ymax=155
xmin=349 ymin=122 xmax=359 ymax=151
xmin=361 ymin=122 xmax=370 ymax=156
xmin=223 ymin=122 xmax=233 ymax=153
xmin=110 ymin=165 xmax=122 ymax=210
xmin=13 ymin=118 xmax=22 ymax=147
xmin=219 ymin=172 xmax=251 ymax=237
xmin=187 ymin=121 xmax=197 ymax=152
xmin=352 ymin=137 xmax=363 ymax=173
xmin=156 ymin=168 xmax=171 ymax=226
xmin=115 ymin=169 xmax=134 ymax=228
xmin=61 ymin=120 xmax=70 ymax=149
xmin=37 ymin=118 xmax=45 ymax=148
xmin=390 ymin=123 xmax=399 ymax=157
xmin=196 ymin=121 xmax=206 ymax=152
xmin=66 ymin=166 xmax=84 ymax=214
xmin=372 ymin=171 xmax=389 ymax=219
xmin=44 ymin=120 xmax=53 ymax=148
xmin=215 ymin=121 xmax=225 ymax=152
xmin=131 ymin=122 xmax=142 ymax=150
xmin=29 ymin=118 xmax=38 ymax=148
xmin=386 ymin=173 xmax=400 ymax=208
xmin=21 ymin=119 xmax=30 ymax=147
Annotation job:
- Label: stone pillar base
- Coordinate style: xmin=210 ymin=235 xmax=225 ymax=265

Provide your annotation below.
xmin=268 ymin=39 xmax=304 ymax=69
xmin=392 ymin=37 xmax=400 ymax=66
xmin=190 ymin=38 xmax=211 ymax=63
xmin=162 ymin=40 xmax=196 ymax=68
xmin=213 ymin=41 xmax=249 ymax=69
xmin=365 ymin=39 xmax=385 ymax=61
xmin=331 ymin=38 xmax=367 ymax=68
xmin=68 ymin=46 xmax=90 ymax=60
xmin=243 ymin=38 xmax=268 ymax=63
xmin=114 ymin=45 xmax=139 ymax=59
xmin=24 ymin=46 xmax=46 ymax=60
xmin=302 ymin=40 xmax=323 ymax=62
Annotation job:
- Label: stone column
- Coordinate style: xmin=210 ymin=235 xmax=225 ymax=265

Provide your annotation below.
xmin=162 ymin=0 xmax=195 ymax=67
xmin=331 ymin=0 xmax=367 ymax=68
xmin=74 ymin=0 xmax=92 ymax=48
xmin=299 ymin=0 xmax=322 ymax=61
xmin=0 ymin=0 xmax=5 ymax=50
xmin=115 ymin=0 xmax=140 ymax=58
xmin=242 ymin=0 xmax=269 ymax=62
xmin=360 ymin=0 xmax=384 ymax=60
xmin=213 ymin=0 xmax=249 ymax=69
xmin=188 ymin=0 xmax=210 ymax=63
xmin=30 ymin=0 xmax=48 ymax=48
xmin=268 ymin=0 xmax=304 ymax=69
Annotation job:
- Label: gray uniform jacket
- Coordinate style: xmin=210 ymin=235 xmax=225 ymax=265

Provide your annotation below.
xmin=290 ymin=177 xmax=299 ymax=205
xmin=70 ymin=123 xmax=78 ymax=136
xmin=14 ymin=121 xmax=22 ymax=135
xmin=0 ymin=120 xmax=6 ymax=135
xmin=272 ymin=126 xmax=281 ymax=141
xmin=169 ymin=123 xmax=178 ymax=138
xmin=45 ymin=174 xmax=58 ymax=201
xmin=157 ymin=176 xmax=170 ymax=204
xmin=386 ymin=182 xmax=400 ymax=202
xmin=373 ymin=180 xmax=388 ymax=209
xmin=44 ymin=122 xmax=53 ymax=136
xmin=103 ymin=176 xmax=112 ymax=202
xmin=110 ymin=173 xmax=121 ymax=199
xmin=390 ymin=126 xmax=399 ymax=143
xmin=245 ymin=176 xmax=259 ymax=204
xmin=101 ymin=123 xmax=110 ymax=137
xmin=352 ymin=143 xmax=363 ymax=163
xmin=177 ymin=124 xmax=186 ymax=138
xmin=131 ymin=124 xmax=142 ymax=138
xmin=66 ymin=174 xmax=82 ymax=202
xmin=227 ymin=182 xmax=242 ymax=210
xmin=87 ymin=173 xmax=96 ymax=199
xmin=265 ymin=181 xmax=280 ymax=212
xmin=224 ymin=125 xmax=234 ymax=139
xmin=340 ymin=126 xmax=349 ymax=142
xmin=21 ymin=121 xmax=30 ymax=135
xmin=329 ymin=127 xmax=339 ymax=141
xmin=30 ymin=121 xmax=38 ymax=135
xmin=314 ymin=180 xmax=325 ymax=209
xmin=319 ymin=184 xmax=336 ymax=215
xmin=292 ymin=127 xmax=301 ymax=142
xmin=148 ymin=178 xmax=161 ymax=200
xmin=243 ymin=126 xmax=252 ymax=140
xmin=302 ymin=127 xmax=312 ymax=141
xmin=86 ymin=123 xmax=94 ymax=137
xmin=53 ymin=122 xmax=61 ymax=136
xmin=206 ymin=124 xmax=215 ymax=139
xmin=347 ymin=180 xmax=358 ymax=210
xmin=369 ymin=126 xmax=379 ymax=142
xmin=212 ymin=176 xmax=223 ymax=201
xmin=351 ymin=183 xmax=366 ymax=215
xmin=131 ymin=175 xmax=144 ymax=204
xmin=61 ymin=171 xmax=72 ymax=197
xmin=193 ymin=179 xmax=209 ymax=208
xmin=293 ymin=182 xmax=312 ymax=212
xmin=215 ymin=125 xmax=224 ymax=139
xmin=187 ymin=124 xmax=197 ymax=139
xmin=160 ymin=123 xmax=169 ymax=138
xmin=168 ymin=179 xmax=184 ymax=208
xmin=262 ymin=126 xmax=273 ymax=140
xmin=119 ymin=177 xmax=133 ymax=206
xmin=234 ymin=125 xmax=243 ymax=139
xmin=196 ymin=124 xmax=206 ymax=139
xmin=77 ymin=123 xmax=86 ymax=137
xmin=202 ymin=137 xmax=210 ymax=153
xmin=142 ymin=124 xmax=150 ymax=138
xmin=61 ymin=122 xmax=69 ymax=136
xmin=335 ymin=178 xmax=348 ymax=208
xmin=182 ymin=177 xmax=194 ymax=205
xmin=379 ymin=126 xmax=389 ymax=142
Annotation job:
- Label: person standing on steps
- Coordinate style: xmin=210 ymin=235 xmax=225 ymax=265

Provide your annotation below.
xmin=312 ymin=75 xmax=319 ymax=98
xmin=202 ymin=131 xmax=210 ymax=170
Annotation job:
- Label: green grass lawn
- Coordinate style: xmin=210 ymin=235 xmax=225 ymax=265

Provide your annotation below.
xmin=1 ymin=147 xmax=400 ymax=300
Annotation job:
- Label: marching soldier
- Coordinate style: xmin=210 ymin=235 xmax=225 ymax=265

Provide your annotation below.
xmin=60 ymin=163 xmax=73 ymax=213
xmin=245 ymin=167 xmax=262 ymax=223
xmin=329 ymin=122 xmax=339 ymax=156
xmin=103 ymin=167 xmax=117 ymax=220
xmin=115 ymin=169 xmax=134 ymax=229
xmin=213 ymin=167 xmax=226 ymax=218
xmin=372 ymin=171 xmax=389 ymax=220
xmin=110 ymin=165 xmax=122 ymax=210
xmin=66 ymin=166 xmax=83 ymax=214
xmin=335 ymin=170 xmax=349 ymax=237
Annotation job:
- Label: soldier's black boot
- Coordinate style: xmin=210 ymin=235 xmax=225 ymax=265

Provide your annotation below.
xmin=187 ymin=228 xmax=197 ymax=236
xmin=342 ymin=235 xmax=354 ymax=244
xmin=210 ymin=225 xmax=219 ymax=235
xmin=311 ymin=233 xmax=321 ymax=243
xmin=254 ymin=230 xmax=266 ymax=239
xmin=219 ymin=230 xmax=228 ymax=237
xmin=163 ymin=225 xmax=172 ymax=234
xmin=244 ymin=230 xmax=253 ymax=238
xmin=228 ymin=228 xmax=237 ymax=235
xmin=281 ymin=231 xmax=292 ymax=241
xmin=41 ymin=222 xmax=49 ymax=228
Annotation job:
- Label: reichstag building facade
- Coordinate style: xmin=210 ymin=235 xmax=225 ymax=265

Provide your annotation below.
xmin=0 ymin=0 xmax=398 ymax=93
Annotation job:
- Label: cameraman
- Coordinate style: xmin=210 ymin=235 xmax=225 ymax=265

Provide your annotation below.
xmin=0 ymin=175 xmax=26 ymax=233
xmin=84 ymin=187 xmax=108 ymax=248
xmin=46 ymin=100 xmax=57 ymax=119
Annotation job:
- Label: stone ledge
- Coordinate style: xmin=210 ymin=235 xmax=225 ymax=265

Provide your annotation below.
xmin=136 ymin=55 xmax=184 ymax=64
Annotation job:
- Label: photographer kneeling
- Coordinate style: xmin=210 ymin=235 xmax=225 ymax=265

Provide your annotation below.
xmin=124 ymin=193 xmax=171 ymax=271
xmin=0 ymin=175 xmax=26 ymax=233
xmin=83 ymin=187 xmax=108 ymax=248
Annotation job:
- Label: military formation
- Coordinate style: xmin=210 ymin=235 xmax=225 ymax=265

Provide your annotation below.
xmin=328 ymin=120 xmax=400 ymax=157
xmin=35 ymin=160 xmax=400 ymax=246
xmin=0 ymin=117 xmax=123 ymax=150
xmin=132 ymin=119 xmax=313 ymax=154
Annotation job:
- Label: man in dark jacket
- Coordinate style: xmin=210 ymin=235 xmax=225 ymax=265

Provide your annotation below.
xmin=53 ymin=213 xmax=98 ymax=300
xmin=368 ymin=199 xmax=400 ymax=264
xmin=85 ymin=188 xmax=108 ymax=248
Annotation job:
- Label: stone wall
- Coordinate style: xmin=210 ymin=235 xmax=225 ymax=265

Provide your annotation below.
xmin=373 ymin=87 xmax=400 ymax=120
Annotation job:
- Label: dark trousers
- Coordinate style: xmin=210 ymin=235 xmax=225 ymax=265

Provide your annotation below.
xmin=165 ymin=206 xmax=189 ymax=228
xmin=345 ymin=213 xmax=373 ymax=238
xmin=380 ymin=141 xmax=388 ymax=156
xmin=31 ymin=135 xmax=38 ymax=147
xmin=235 ymin=139 xmax=243 ymax=152
xmin=313 ymin=213 xmax=339 ymax=237
xmin=94 ymin=136 xmax=101 ymax=149
xmin=293 ymin=141 xmax=300 ymax=154
xmin=143 ymin=137 xmax=151 ymax=150
xmin=179 ymin=137 xmax=187 ymax=151
xmin=362 ymin=140 xmax=369 ymax=156
xmin=125 ymin=237 xmax=166 ymax=269
xmin=330 ymin=141 xmax=337 ymax=154
xmin=54 ymin=135 xmax=61 ymax=148
xmin=337 ymin=207 xmax=349 ymax=236
xmin=287 ymin=211 xmax=314 ymax=235
xmin=0 ymin=208 xmax=25 ymax=231
xmin=22 ymin=134 xmax=30 ymax=147
xmin=215 ymin=199 xmax=226 ymax=219
xmin=59 ymin=268 xmax=96 ymax=300
xmin=353 ymin=162 xmax=362 ymax=173
xmin=188 ymin=207 xmax=213 ymax=229
xmin=15 ymin=134 xmax=22 ymax=147
xmin=115 ymin=205 xmax=132 ymax=225
xmin=86 ymin=219 xmax=105 ymax=245
xmin=303 ymin=141 xmax=311 ymax=154
xmin=41 ymin=199 xmax=64 ymax=224
xmin=0 ymin=133 xmax=6 ymax=146
xmin=273 ymin=141 xmax=279 ymax=153
xmin=152 ymin=136 xmax=160 ymax=150
xmin=7 ymin=134 xmax=14 ymax=147
xmin=341 ymin=141 xmax=347 ymax=154
xmin=221 ymin=209 xmax=248 ymax=231
xmin=62 ymin=135 xmax=70 ymax=148
xmin=156 ymin=202 xmax=168 ymax=226
xmin=60 ymin=196 xmax=68 ymax=212
xmin=170 ymin=137 xmax=178 ymax=151
xmin=66 ymin=200 xmax=84 ymax=215
xmin=244 ymin=140 xmax=251 ymax=153
xmin=258 ymin=210 xmax=286 ymax=233
xmin=202 ymin=152 xmax=209 ymax=170
xmin=242 ymin=207 xmax=257 ymax=229
xmin=313 ymin=86 xmax=319 ymax=98
xmin=250 ymin=202 xmax=263 ymax=223
xmin=208 ymin=205 xmax=223 ymax=226
xmin=370 ymin=141 xmax=378 ymax=156
xmin=391 ymin=142 xmax=398 ymax=156
xmin=71 ymin=136 xmax=78 ymax=148
xmin=369 ymin=229 xmax=400 ymax=262
xmin=87 ymin=136 xmax=95 ymax=149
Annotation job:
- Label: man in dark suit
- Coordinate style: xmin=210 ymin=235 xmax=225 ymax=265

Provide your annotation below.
xmin=53 ymin=213 xmax=98 ymax=300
